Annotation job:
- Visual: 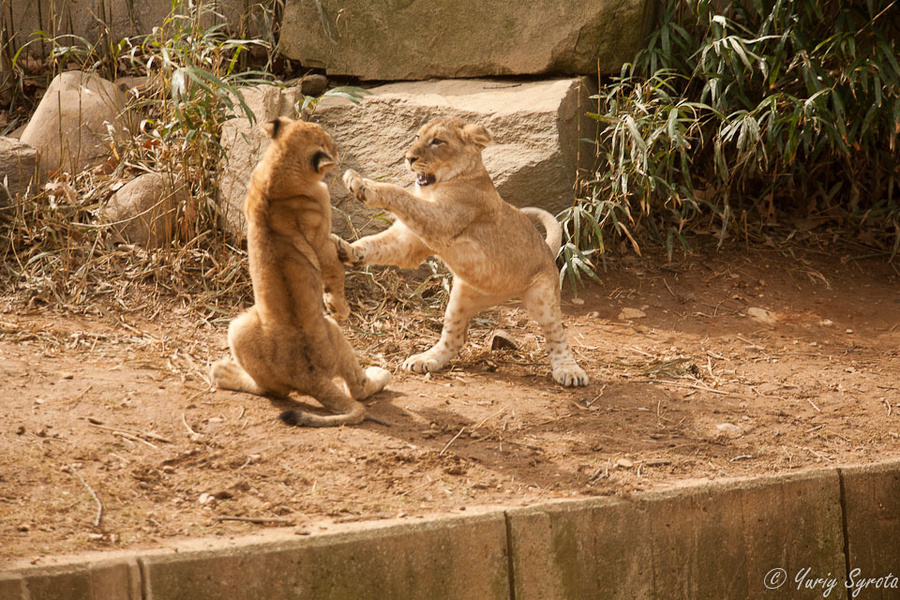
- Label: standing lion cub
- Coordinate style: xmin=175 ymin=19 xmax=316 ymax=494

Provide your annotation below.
xmin=339 ymin=116 xmax=588 ymax=387
xmin=211 ymin=117 xmax=391 ymax=427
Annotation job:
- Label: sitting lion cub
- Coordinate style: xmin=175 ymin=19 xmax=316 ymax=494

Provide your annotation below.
xmin=340 ymin=116 xmax=588 ymax=387
xmin=211 ymin=117 xmax=391 ymax=427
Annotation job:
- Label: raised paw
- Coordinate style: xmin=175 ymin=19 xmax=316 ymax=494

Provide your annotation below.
xmin=342 ymin=169 xmax=369 ymax=204
xmin=330 ymin=234 xmax=366 ymax=267
xmin=552 ymin=364 xmax=590 ymax=388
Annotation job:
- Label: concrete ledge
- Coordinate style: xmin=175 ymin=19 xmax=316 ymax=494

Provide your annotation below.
xmin=841 ymin=462 xmax=900 ymax=600
xmin=5 ymin=461 xmax=900 ymax=599
xmin=507 ymin=470 xmax=845 ymax=599
xmin=139 ymin=513 xmax=509 ymax=600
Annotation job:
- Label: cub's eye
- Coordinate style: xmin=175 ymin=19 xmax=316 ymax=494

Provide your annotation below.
xmin=430 ymin=138 xmax=444 ymax=146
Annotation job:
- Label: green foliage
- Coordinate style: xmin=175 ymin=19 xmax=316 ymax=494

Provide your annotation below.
xmin=562 ymin=0 xmax=900 ymax=283
xmin=126 ymin=2 xmax=271 ymax=215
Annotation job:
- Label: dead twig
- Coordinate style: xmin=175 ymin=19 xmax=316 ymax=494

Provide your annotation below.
xmin=67 ymin=465 xmax=103 ymax=527
xmin=589 ymin=459 xmax=612 ymax=482
xmin=440 ymin=408 xmax=507 ymax=455
xmin=213 ymin=516 xmax=294 ymax=525
xmin=89 ymin=423 xmax=171 ymax=444
xmin=440 ymin=427 xmax=467 ymax=456
xmin=736 ymin=335 xmax=765 ymax=350
xmin=113 ymin=431 xmax=159 ymax=449
xmin=650 ymin=379 xmax=734 ymax=396
xmin=182 ymin=412 xmax=202 ymax=440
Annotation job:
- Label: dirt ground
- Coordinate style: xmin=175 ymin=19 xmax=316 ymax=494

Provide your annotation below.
xmin=1 ymin=237 xmax=898 ymax=569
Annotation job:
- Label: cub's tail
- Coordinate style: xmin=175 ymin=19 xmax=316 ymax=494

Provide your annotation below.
xmin=521 ymin=207 xmax=563 ymax=255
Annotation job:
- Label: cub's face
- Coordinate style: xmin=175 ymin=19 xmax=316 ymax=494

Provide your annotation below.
xmin=260 ymin=117 xmax=337 ymax=196
xmin=405 ymin=117 xmax=493 ymax=187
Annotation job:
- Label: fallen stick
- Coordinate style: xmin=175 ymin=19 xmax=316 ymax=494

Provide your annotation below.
xmin=181 ymin=413 xmax=202 ymax=440
xmin=440 ymin=427 xmax=467 ymax=456
xmin=112 ymin=431 xmax=158 ymax=449
xmin=440 ymin=408 xmax=506 ymax=455
xmin=89 ymin=423 xmax=171 ymax=444
xmin=214 ymin=516 xmax=294 ymax=525
xmin=68 ymin=465 xmax=103 ymax=527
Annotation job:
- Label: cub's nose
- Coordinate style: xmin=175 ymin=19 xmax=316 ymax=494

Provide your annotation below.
xmin=406 ymin=155 xmax=418 ymax=165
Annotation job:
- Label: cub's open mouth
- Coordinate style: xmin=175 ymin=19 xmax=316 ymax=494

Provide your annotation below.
xmin=416 ymin=173 xmax=436 ymax=186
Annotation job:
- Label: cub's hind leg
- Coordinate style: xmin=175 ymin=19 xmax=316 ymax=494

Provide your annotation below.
xmin=522 ymin=279 xmax=589 ymax=388
xmin=325 ymin=318 xmax=392 ymax=400
xmin=211 ymin=309 xmax=291 ymax=399
xmin=280 ymin=319 xmax=391 ymax=427
xmin=404 ymin=280 xmax=499 ymax=375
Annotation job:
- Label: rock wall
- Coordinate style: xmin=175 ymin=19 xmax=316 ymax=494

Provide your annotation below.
xmin=279 ymin=0 xmax=656 ymax=80
xmin=6 ymin=0 xmax=275 ymax=58
xmin=216 ymin=79 xmax=593 ymax=239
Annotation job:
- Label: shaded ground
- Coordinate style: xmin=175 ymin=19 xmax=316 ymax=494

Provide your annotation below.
xmin=1 ymin=239 xmax=898 ymax=569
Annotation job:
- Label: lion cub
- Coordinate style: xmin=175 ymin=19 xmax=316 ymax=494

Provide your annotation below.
xmin=211 ymin=117 xmax=391 ymax=427
xmin=340 ymin=116 xmax=588 ymax=387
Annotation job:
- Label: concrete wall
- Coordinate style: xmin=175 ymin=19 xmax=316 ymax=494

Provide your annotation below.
xmin=5 ymin=460 xmax=900 ymax=599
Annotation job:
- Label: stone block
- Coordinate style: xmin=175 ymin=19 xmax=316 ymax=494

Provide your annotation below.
xmin=841 ymin=460 xmax=900 ymax=600
xmin=507 ymin=469 xmax=845 ymax=599
xmin=0 ymin=572 xmax=25 ymax=600
xmin=141 ymin=513 xmax=509 ymax=600
xmin=0 ymin=137 xmax=41 ymax=206
xmin=279 ymin=0 xmax=655 ymax=80
xmin=217 ymin=78 xmax=590 ymax=239
xmin=7 ymin=559 xmax=140 ymax=600
xmin=507 ymin=496 xmax=654 ymax=600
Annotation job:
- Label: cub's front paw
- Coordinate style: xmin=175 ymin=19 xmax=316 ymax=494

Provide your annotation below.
xmin=330 ymin=234 xmax=366 ymax=267
xmin=552 ymin=364 xmax=590 ymax=388
xmin=324 ymin=292 xmax=351 ymax=321
xmin=342 ymin=169 xmax=370 ymax=204
xmin=403 ymin=349 xmax=451 ymax=375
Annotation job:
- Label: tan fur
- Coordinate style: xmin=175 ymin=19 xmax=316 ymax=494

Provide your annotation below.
xmin=211 ymin=117 xmax=390 ymax=427
xmin=339 ymin=116 xmax=588 ymax=387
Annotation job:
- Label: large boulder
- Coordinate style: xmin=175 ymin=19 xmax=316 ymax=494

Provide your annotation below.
xmin=318 ymin=78 xmax=590 ymax=237
xmin=216 ymin=79 xmax=591 ymax=239
xmin=103 ymin=172 xmax=188 ymax=248
xmin=0 ymin=137 xmax=41 ymax=206
xmin=279 ymin=0 xmax=654 ymax=80
xmin=20 ymin=71 xmax=130 ymax=175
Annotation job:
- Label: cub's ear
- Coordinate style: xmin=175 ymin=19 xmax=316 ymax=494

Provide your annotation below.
xmin=462 ymin=123 xmax=493 ymax=149
xmin=312 ymin=150 xmax=335 ymax=174
xmin=262 ymin=117 xmax=286 ymax=139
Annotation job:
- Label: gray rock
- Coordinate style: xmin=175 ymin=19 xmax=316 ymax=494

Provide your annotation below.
xmin=0 ymin=137 xmax=41 ymax=206
xmin=8 ymin=1 xmax=271 ymax=62
xmin=20 ymin=71 xmax=131 ymax=175
xmin=279 ymin=0 xmax=653 ymax=80
xmin=315 ymin=78 xmax=589 ymax=237
xmin=104 ymin=172 xmax=188 ymax=248
xmin=216 ymin=78 xmax=591 ymax=239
